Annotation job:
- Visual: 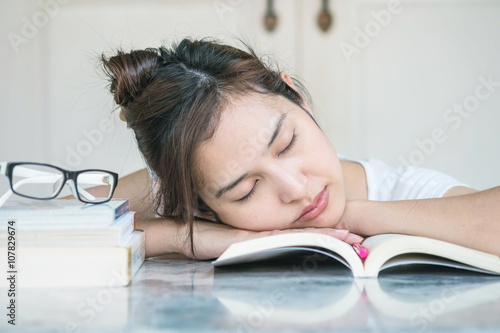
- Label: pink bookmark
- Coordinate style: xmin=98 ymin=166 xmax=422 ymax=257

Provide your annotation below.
xmin=353 ymin=243 xmax=368 ymax=259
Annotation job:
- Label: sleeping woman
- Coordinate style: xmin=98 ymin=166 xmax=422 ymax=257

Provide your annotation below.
xmin=101 ymin=38 xmax=500 ymax=260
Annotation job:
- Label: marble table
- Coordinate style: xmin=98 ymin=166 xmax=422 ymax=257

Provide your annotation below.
xmin=3 ymin=254 xmax=500 ymax=332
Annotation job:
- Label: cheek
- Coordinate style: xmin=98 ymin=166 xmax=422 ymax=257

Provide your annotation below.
xmin=214 ymin=199 xmax=285 ymax=231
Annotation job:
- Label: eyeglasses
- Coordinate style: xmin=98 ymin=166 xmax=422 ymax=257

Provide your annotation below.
xmin=0 ymin=162 xmax=119 ymax=207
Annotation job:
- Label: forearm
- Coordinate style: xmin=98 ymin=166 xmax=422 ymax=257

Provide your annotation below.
xmin=113 ymin=168 xmax=156 ymax=220
xmin=137 ymin=217 xmax=260 ymax=259
xmin=136 ymin=215 xmax=268 ymax=260
xmin=136 ymin=218 xmax=185 ymax=258
xmin=343 ymin=186 xmax=500 ymax=256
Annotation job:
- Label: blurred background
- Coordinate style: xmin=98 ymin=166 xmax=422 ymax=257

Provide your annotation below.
xmin=1 ymin=0 xmax=499 ymax=195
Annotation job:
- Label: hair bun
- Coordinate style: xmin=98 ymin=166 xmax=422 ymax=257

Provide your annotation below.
xmin=101 ymin=49 xmax=162 ymax=107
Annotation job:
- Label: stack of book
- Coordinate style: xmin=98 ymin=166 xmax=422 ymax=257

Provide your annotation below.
xmin=0 ymin=199 xmax=145 ymax=287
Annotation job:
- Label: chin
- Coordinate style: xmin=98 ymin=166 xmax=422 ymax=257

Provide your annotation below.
xmin=318 ymin=205 xmax=344 ymax=229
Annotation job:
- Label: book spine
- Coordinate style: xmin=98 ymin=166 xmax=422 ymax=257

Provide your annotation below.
xmin=116 ymin=212 xmax=136 ymax=245
xmin=1 ymin=199 xmax=131 ymax=227
xmin=114 ymin=199 xmax=130 ymax=220
xmin=130 ymin=231 xmax=146 ymax=281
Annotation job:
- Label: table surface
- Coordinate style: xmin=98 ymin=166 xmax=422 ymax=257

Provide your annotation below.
xmin=3 ymin=254 xmax=500 ymax=333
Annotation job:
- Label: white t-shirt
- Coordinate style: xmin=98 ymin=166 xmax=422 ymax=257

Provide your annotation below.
xmin=339 ymin=155 xmax=469 ymax=201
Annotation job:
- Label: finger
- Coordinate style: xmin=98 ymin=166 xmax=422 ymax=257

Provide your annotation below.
xmin=270 ymin=228 xmax=364 ymax=245
xmin=307 ymin=228 xmax=363 ymax=244
xmin=345 ymin=233 xmax=364 ymax=245
xmin=278 ymin=228 xmax=348 ymax=239
xmin=329 ymin=229 xmax=350 ymax=240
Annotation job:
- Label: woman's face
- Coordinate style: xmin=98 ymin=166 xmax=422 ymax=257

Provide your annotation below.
xmin=196 ymin=93 xmax=346 ymax=231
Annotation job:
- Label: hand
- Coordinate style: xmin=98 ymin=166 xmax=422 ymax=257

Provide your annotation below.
xmin=336 ymin=199 xmax=372 ymax=236
xmin=269 ymin=227 xmax=363 ymax=245
xmin=178 ymin=220 xmax=364 ymax=260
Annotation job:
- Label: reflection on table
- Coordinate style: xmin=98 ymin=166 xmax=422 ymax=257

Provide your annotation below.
xmin=2 ymin=253 xmax=500 ymax=332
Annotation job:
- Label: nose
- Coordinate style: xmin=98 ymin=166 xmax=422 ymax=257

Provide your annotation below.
xmin=272 ymin=163 xmax=308 ymax=204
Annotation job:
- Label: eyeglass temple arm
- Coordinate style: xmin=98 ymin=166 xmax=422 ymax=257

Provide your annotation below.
xmin=0 ymin=162 xmax=7 ymax=176
xmin=76 ymin=173 xmax=113 ymax=186
xmin=0 ymin=175 xmax=62 ymax=207
xmin=0 ymin=173 xmax=102 ymax=207
xmin=0 ymin=162 xmax=10 ymax=207
xmin=65 ymin=182 xmax=96 ymax=202
xmin=0 ymin=189 xmax=12 ymax=208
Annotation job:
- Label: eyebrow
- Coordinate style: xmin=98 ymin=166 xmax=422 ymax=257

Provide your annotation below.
xmin=215 ymin=113 xmax=288 ymax=199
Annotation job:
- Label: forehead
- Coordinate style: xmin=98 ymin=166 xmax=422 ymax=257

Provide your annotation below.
xmin=217 ymin=94 xmax=282 ymax=138
xmin=195 ymin=94 xmax=287 ymax=191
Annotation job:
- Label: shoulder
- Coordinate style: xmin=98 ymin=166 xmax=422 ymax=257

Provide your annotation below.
xmin=442 ymin=186 xmax=478 ymax=197
xmin=339 ymin=155 xmax=471 ymax=200
xmin=340 ymin=159 xmax=368 ymax=201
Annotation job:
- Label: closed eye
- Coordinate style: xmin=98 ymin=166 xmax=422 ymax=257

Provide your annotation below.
xmin=236 ymin=130 xmax=297 ymax=203
xmin=278 ymin=131 xmax=297 ymax=157
xmin=237 ymin=180 xmax=258 ymax=202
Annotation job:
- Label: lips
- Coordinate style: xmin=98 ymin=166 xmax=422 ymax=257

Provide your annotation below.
xmin=296 ymin=186 xmax=329 ymax=222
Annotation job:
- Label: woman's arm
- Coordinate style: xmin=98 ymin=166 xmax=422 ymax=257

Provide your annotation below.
xmin=340 ymin=186 xmax=500 ymax=256
xmin=138 ymin=217 xmax=362 ymax=260
xmin=112 ymin=168 xmax=156 ymax=220
xmin=116 ymin=169 xmax=363 ymax=259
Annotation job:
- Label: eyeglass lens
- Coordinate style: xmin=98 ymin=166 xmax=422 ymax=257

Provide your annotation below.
xmin=76 ymin=171 xmax=115 ymax=203
xmin=11 ymin=164 xmax=65 ymax=199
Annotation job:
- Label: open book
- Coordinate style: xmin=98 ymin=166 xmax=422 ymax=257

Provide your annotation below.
xmin=212 ymin=233 xmax=500 ymax=277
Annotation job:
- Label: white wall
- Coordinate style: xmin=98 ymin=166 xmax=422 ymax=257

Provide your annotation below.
xmin=297 ymin=0 xmax=500 ymax=190
xmin=1 ymin=0 xmax=499 ymax=197
xmin=0 ymin=0 xmax=299 ymax=194
xmin=355 ymin=1 xmax=500 ymax=190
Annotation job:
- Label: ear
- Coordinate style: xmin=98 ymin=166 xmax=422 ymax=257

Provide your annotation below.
xmin=279 ymin=72 xmax=313 ymax=115
xmin=279 ymin=72 xmax=296 ymax=90
xmin=119 ymin=107 xmax=127 ymax=122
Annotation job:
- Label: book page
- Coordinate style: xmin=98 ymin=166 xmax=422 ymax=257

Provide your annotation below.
xmin=381 ymin=254 xmax=500 ymax=275
xmin=212 ymin=232 xmax=365 ymax=276
xmin=362 ymin=234 xmax=500 ymax=277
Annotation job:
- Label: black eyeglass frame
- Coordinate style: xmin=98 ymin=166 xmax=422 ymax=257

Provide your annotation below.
xmin=3 ymin=162 xmax=119 ymax=204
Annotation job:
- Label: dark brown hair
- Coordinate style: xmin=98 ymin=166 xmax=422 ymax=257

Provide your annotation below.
xmin=101 ymin=37 xmax=311 ymax=257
